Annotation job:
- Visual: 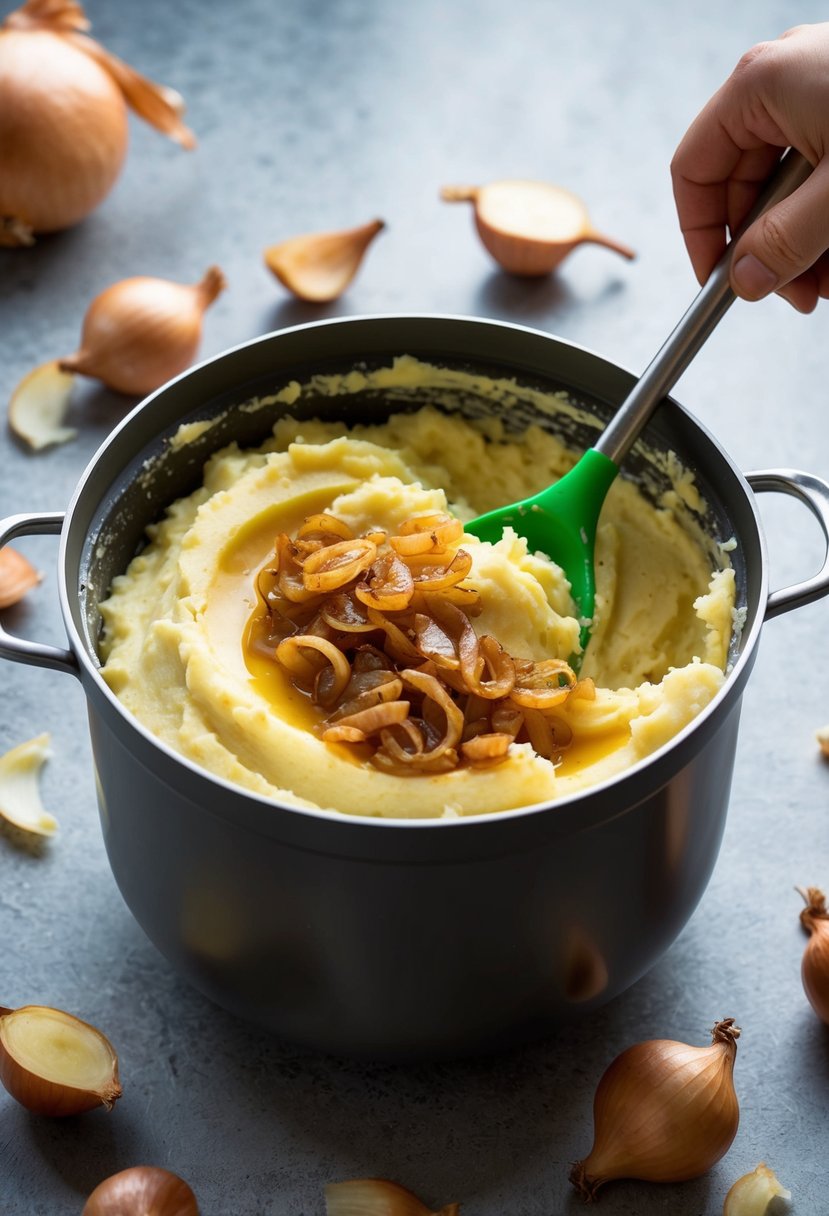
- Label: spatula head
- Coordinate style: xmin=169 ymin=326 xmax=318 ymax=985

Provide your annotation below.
xmin=465 ymin=447 xmax=619 ymax=656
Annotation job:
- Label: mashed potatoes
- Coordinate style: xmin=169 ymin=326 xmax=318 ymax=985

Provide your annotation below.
xmin=99 ymin=386 xmax=735 ymax=819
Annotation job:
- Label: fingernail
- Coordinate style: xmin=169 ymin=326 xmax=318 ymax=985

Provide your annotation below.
xmin=733 ymin=254 xmax=779 ymax=298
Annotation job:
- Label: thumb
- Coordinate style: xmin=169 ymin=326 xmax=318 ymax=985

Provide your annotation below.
xmin=731 ymin=158 xmax=829 ymax=300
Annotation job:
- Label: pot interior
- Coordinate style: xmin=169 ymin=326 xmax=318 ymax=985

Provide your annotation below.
xmin=68 ymin=319 xmax=760 ymax=670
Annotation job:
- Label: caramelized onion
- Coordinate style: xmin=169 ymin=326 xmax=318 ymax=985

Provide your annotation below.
xmin=390 ymin=513 xmax=463 ymax=556
xmin=491 ymin=702 xmax=524 ymax=737
xmin=331 ymin=700 xmax=410 ymax=735
xmin=297 ymin=513 xmax=354 ymax=542
xmin=255 ymin=507 xmax=581 ymax=778
xmin=413 ymin=614 xmax=459 ymax=668
xmin=329 ymin=676 xmax=404 ymax=722
xmin=467 ymin=634 xmax=515 ymax=699
xmin=355 ymin=552 xmax=415 ymax=611
xmin=510 ymin=657 xmax=577 ymax=709
xmin=302 ymin=538 xmax=377 ymax=592
xmin=400 ymin=668 xmax=464 ymax=753
xmin=408 ymin=548 xmax=473 ymax=592
xmin=275 ymin=533 xmax=319 ymax=603
xmin=397 ymin=512 xmax=463 ymax=539
xmin=320 ymin=592 xmax=375 ymax=633
xmin=276 ymin=635 xmax=351 ymax=701
xmin=366 ymin=608 xmax=422 ymax=664
xmin=461 ymin=733 xmax=512 ymax=762
xmin=321 ymin=724 xmax=367 ymax=743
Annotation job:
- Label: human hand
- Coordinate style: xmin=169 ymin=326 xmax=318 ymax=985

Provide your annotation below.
xmin=671 ymin=22 xmax=829 ymax=312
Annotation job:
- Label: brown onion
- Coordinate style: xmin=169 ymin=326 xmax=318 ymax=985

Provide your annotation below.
xmin=83 ymin=1165 xmax=199 ymax=1215
xmin=276 ymin=635 xmax=351 ymax=701
xmin=571 ymin=1019 xmax=741 ymax=1200
xmin=356 ymin=552 xmax=415 ymax=611
xmin=0 ymin=0 xmax=194 ymax=243
xmin=461 ymin=733 xmax=512 ymax=762
xmin=302 ymin=538 xmax=377 ymax=593
xmin=797 ymin=886 xmax=829 ymax=1024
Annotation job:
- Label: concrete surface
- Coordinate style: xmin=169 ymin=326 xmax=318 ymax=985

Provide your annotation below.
xmin=2 ymin=0 xmax=829 ymax=1212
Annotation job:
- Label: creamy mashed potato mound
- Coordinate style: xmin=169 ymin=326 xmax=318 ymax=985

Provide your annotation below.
xmin=99 ymin=399 xmax=735 ymax=818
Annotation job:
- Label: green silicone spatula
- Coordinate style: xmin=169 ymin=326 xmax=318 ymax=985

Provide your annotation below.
xmin=465 ymin=149 xmax=812 ymax=656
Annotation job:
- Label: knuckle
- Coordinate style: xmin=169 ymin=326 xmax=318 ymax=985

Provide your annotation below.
xmin=758 ymin=210 xmax=805 ymax=270
xmin=733 ymin=40 xmax=778 ymax=85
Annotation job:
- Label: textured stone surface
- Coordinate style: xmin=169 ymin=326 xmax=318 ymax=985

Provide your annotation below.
xmin=2 ymin=0 xmax=829 ymax=1212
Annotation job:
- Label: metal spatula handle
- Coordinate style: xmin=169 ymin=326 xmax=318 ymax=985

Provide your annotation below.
xmin=595 ymin=148 xmax=813 ymax=466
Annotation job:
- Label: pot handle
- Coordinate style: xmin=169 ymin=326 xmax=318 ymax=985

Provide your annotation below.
xmin=0 ymin=512 xmax=80 ymax=678
xmin=746 ymin=469 xmax=829 ymax=619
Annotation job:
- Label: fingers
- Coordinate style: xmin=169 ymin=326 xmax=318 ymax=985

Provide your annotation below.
xmin=671 ymin=100 xmax=779 ymax=285
xmin=730 ymin=158 xmax=829 ymax=306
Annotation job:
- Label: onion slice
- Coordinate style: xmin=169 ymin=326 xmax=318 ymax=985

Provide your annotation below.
xmin=302 ymin=538 xmax=377 ymax=593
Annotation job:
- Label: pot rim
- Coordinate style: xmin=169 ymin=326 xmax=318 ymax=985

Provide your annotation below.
xmin=55 ymin=312 xmax=769 ymax=834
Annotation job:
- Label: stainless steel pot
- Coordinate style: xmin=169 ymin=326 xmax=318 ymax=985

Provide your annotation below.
xmin=3 ymin=315 xmax=829 ymax=1060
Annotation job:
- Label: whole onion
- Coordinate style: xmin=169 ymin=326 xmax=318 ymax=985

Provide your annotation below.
xmin=0 ymin=0 xmax=194 ymax=244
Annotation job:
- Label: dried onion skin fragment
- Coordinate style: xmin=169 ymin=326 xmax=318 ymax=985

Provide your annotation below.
xmin=0 ymin=545 xmax=41 ymax=607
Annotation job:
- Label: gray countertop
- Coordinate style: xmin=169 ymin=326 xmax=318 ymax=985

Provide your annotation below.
xmin=2 ymin=0 xmax=829 ymax=1212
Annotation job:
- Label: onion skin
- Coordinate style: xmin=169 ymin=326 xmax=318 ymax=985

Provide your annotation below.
xmin=570 ymin=1019 xmax=740 ymax=1200
xmin=0 ymin=27 xmax=128 ymax=234
xmin=83 ymin=1166 xmax=199 ymax=1216
xmin=798 ymin=886 xmax=829 ymax=1024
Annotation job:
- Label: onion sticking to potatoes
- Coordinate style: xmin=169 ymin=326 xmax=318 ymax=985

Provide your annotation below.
xmin=249 ymin=509 xmax=581 ymax=776
xmin=0 ymin=0 xmax=195 ymax=244
xmin=83 ymin=1166 xmax=199 ymax=1216
xmin=0 ymin=1003 xmax=121 ymax=1115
